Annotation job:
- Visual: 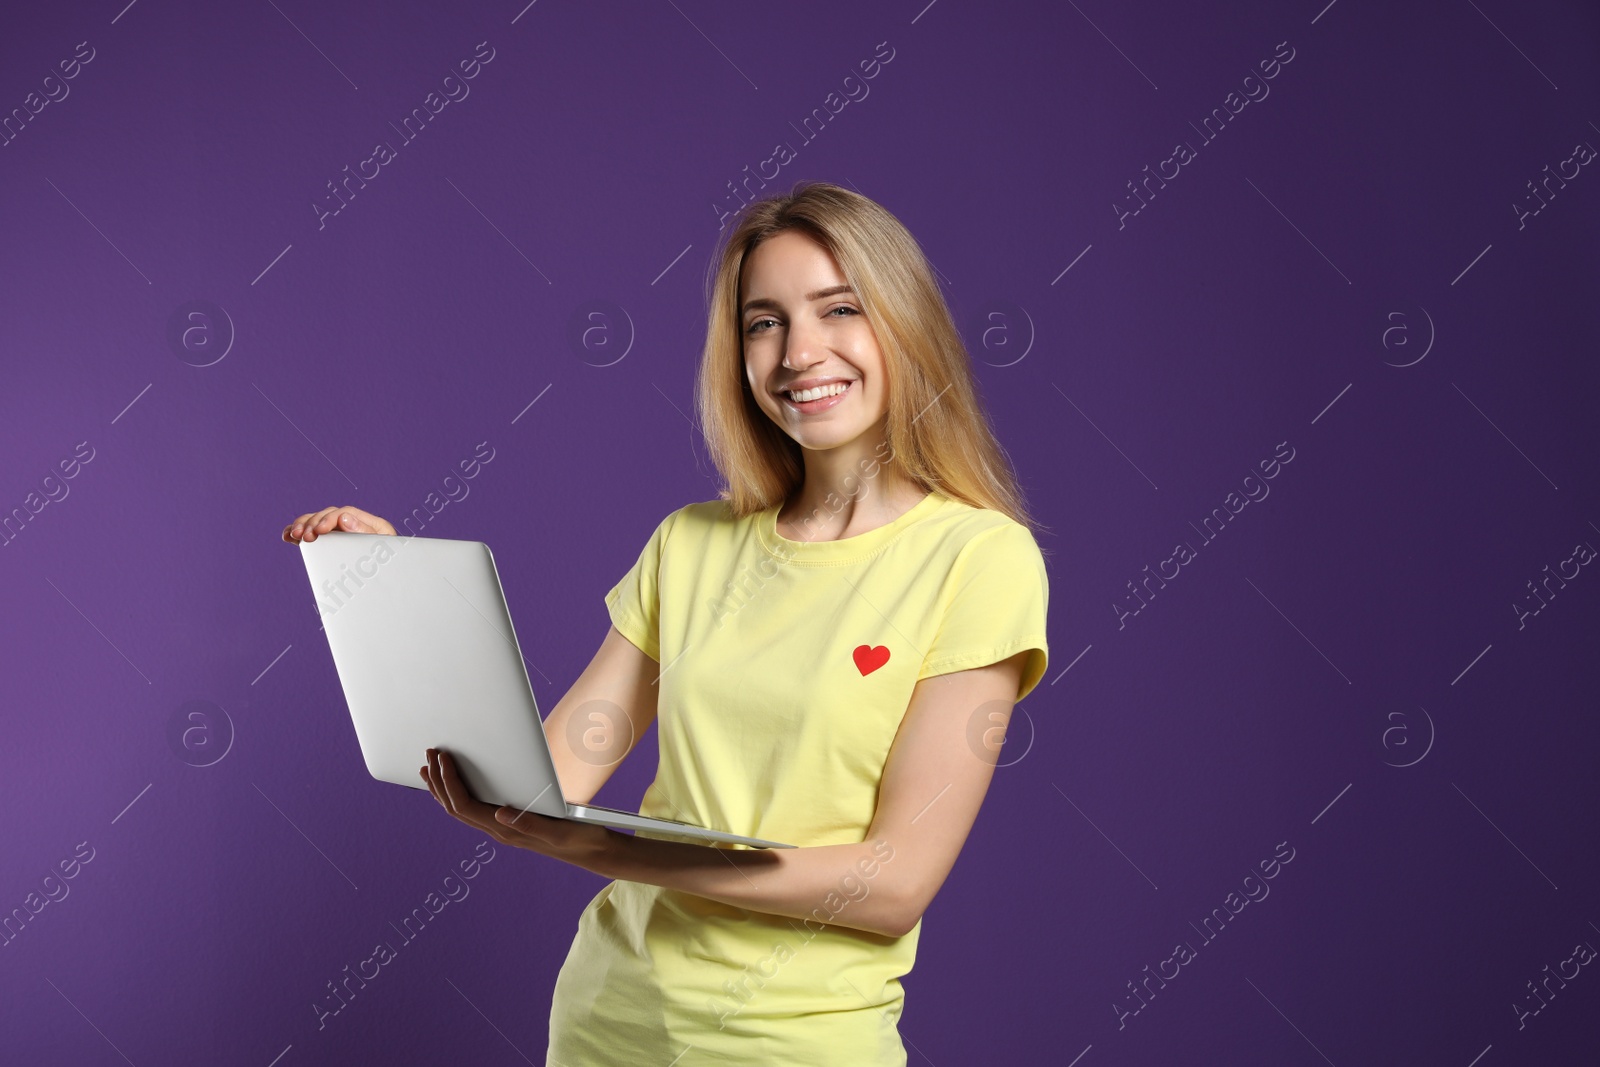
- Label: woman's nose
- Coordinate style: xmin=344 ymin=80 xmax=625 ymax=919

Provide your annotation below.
xmin=782 ymin=326 xmax=826 ymax=370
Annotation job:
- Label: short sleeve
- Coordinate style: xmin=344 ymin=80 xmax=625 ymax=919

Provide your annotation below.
xmin=919 ymin=522 xmax=1050 ymax=701
xmin=604 ymin=508 xmax=678 ymax=662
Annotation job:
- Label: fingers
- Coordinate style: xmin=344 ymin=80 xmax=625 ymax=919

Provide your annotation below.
xmin=422 ymin=749 xmax=501 ymax=831
xmin=283 ymin=511 xmax=317 ymax=543
xmin=425 ymin=747 xmax=453 ymax=813
xmin=420 ymin=750 xmax=443 ymax=803
xmin=435 ymin=748 xmax=480 ymax=817
xmin=284 ymin=507 xmax=337 ymax=543
xmin=339 ymin=506 xmax=397 ymax=536
xmin=420 ymin=749 xmax=565 ymax=852
xmin=422 ymin=748 xmax=449 ymax=811
xmin=283 ymin=506 xmax=397 ymax=543
xmin=301 ymin=507 xmax=343 ymax=542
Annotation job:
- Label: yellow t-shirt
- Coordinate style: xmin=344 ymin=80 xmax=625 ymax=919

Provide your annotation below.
xmin=547 ymin=489 xmax=1049 ymax=1066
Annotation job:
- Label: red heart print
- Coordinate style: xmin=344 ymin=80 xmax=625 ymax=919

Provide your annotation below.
xmin=853 ymin=644 xmax=890 ymax=676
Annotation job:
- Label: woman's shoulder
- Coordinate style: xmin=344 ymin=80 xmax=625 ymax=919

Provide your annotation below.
xmin=677 ymin=497 xmax=739 ymax=522
xmin=920 ymin=493 xmax=1041 ymax=554
xmin=661 ymin=497 xmax=739 ymax=532
xmin=647 ymin=498 xmax=745 ymax=549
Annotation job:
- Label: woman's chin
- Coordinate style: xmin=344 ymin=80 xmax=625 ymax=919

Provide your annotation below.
xmin=791 ymin=426 xmax=870 ymax=452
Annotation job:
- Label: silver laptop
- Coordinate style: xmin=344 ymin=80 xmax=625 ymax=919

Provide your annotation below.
xmin=298 ymin=531 xmax=792 ymax=849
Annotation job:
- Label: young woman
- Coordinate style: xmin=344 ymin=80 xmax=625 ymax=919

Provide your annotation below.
xmin=282 ymin=181 xmax=1050 ymax=1065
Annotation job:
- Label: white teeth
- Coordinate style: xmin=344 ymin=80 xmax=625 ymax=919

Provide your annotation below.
xmin=786 ymin=382 xmax=850 ymax=403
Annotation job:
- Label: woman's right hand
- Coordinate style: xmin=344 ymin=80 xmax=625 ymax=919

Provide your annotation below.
xmin=282 ymin=505 xmax=397 ymax=543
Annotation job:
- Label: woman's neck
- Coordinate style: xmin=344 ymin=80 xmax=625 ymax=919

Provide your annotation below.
xmin=777 ymin=471 xmax=928 ymax=543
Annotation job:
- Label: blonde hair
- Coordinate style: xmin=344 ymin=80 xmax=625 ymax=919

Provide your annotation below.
xmin=695 ymin=180 xmax=1045 ymax=542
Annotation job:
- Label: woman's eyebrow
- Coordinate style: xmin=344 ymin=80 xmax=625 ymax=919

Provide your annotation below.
xmin=741 ymin=285 xmax=855 ymax=315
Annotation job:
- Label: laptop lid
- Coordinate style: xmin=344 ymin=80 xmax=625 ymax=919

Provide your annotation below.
xmin=299 ymin=532 xmax=569 ymax=817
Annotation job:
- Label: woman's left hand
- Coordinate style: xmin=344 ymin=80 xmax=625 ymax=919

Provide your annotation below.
xmin=419 ymin=747 xmax=618 ymax=868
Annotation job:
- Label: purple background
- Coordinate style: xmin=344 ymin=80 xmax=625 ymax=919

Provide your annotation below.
xmin=3 ymin=0 xmax=1598 ymax=1063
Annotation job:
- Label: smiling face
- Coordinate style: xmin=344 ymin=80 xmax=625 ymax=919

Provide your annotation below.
xmin=740 ymin=229 xmax=890 ymax=453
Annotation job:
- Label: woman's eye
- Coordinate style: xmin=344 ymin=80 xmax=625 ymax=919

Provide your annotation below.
xmin=747 ymin=307 xmax=855 ymax=334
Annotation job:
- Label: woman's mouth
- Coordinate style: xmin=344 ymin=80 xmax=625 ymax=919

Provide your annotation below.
xmin=781 ymin=380 xmax=854 ymax=415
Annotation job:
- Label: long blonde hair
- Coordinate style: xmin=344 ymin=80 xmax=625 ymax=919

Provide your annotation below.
xmin=695 ymin=180 xmax=1045 ymax=542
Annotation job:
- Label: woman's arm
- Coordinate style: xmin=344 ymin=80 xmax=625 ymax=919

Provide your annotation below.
xmin=590 ymin=650 xmax=1027 ymax=938
xmin=428 ymin=649 xmax=1030 ymax=939
xmin=539 ymin=625 xmax=661 ymax=805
